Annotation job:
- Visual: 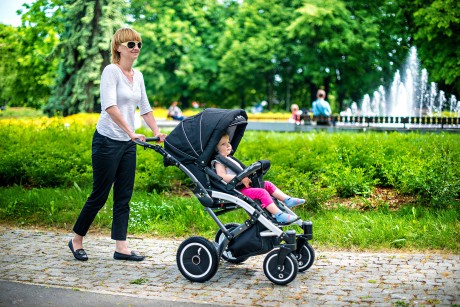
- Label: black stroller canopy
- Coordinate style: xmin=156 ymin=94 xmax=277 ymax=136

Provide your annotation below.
xmin=164 ymin=108 xmax=248 ymax=167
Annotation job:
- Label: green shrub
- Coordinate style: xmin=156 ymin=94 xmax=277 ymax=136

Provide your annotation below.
xmin=380 ymin=135 xmax=460 ymax=207
xmin=0 ymin=118 xmax=94 ymax=188
xmin=326 ymin=164 xmax=376 ymax=198
xmin=408 ymin=147 xmax=460 ymax=208
xmin=2 ymin=117 xmax=460 ymax=208
xmin=300 ymin=179 xmax=335 ymax=211
xmin=265 ymin=168 xmax=334 ymax=211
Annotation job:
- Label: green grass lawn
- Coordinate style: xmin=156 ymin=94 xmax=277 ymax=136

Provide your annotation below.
xmin=1 ymin=186 xmax=458 ymax=252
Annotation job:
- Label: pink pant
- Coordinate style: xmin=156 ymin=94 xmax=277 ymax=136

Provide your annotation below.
xmin=240 ymin=181 xmax=277 ymax=208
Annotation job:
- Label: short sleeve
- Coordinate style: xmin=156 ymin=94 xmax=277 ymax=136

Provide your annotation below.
xmin=211 ymin=159 xmax=222 ymax=169
xmin=100 ymin=66 xmax=118 ymax=111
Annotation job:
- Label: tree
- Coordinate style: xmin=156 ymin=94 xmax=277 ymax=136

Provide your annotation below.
xmin=399 ymin=0 xmax=460 ymax=97
xmin=4 ymin=0 xmax=455 ymax=113
xmin=45 ymin=0 xmax=126 ymax=116
xmin=130 ymin=0 xmax=238 ymax=108
xmin=216 ymin=0 xmax=305 ymax=110
xmin=0 ymin=0 xmax=61 ymax=108
xmin=0 ymin=25 xmax=25 ymax=107
xmin=287 ymin=0 xmax=410 ymax=112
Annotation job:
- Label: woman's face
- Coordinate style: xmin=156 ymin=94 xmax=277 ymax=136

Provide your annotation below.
xmin=217 ymin=135 xmax=232 ymax=156
xmin=117 ymin=40 xmax=141 ymax=61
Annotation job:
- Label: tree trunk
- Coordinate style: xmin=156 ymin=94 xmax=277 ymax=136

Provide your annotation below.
xmin=265 ymin=72 xmax=272 ymax=110
xmin=309 ymin=82 xmax=316 ymax=108
xmin=324 ymin=76 xmax=331 ymax=100
xmin=180 ymin=96 xmax=190 ymax=109
xmin=285 ymin=76 xmax=291 ymax=111
xmin=339 ymin=92 xmax=345 ymax=113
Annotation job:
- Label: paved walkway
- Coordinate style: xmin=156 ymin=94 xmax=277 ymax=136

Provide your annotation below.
xmin=0 ymin=226 xmax=458 ymax=306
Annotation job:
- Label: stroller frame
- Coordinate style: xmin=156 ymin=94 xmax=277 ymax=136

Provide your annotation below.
xmin=135 ymin=108 xmax=314 ymax=285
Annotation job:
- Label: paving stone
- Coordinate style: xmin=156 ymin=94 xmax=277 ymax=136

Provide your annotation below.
xmin=0 ymin=226 xmax=459 ymax=306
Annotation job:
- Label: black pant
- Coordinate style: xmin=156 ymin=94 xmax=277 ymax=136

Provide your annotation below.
xmin=73 ymin=130 xmax=136 ymax=240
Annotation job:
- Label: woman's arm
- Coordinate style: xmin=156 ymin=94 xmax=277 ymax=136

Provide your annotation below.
xmin=105 ymin=106 xmax=146 ymax=141
xmin=141 ymin=111 xmax=166 ymax=142
xmin=137 ymin=73 xmax=167 ymax=141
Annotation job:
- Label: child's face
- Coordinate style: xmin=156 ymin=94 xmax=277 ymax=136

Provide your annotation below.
xmin=217 ymin=135 xmax=232 ymax=156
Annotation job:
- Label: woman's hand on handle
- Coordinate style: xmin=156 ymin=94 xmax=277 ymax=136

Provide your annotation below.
xmin=131 ymin=133 xmax=146 ymax=142
xmin=141 ymin=111 xmax=167 ymax=143
xmin=155 ymin=133 xmax=167 ymax=142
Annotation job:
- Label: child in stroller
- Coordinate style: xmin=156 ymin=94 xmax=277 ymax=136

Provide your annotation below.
xmin=134 ymin=108 xmax=314 ymax=285
xmin=213 ymin=133 xmax=305 ymax=223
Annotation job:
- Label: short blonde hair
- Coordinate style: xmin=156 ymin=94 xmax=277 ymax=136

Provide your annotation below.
xmin=291 ymin=104 xmax=299 ymax=111
xmin=111 ymin=28 xmax=142 ymax=64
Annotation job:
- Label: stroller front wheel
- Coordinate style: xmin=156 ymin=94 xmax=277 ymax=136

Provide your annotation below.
xmin=296 ymin=242 xmax=315 ymax=272
xmin=176 ymin=236 xmax=219 ymax=283
xmin=263 ymin=250 xmax=298 ymax=285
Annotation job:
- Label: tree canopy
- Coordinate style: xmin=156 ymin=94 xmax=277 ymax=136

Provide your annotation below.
xmin=1 ymin=0 xmax=458 ymax=115
xmin=400 ymin=0 xmax=460 ymax=95
xmin=0 ymin=0 xmax=61 ymax=108
xmin=45 ymin=0 xmax=127 ymax=116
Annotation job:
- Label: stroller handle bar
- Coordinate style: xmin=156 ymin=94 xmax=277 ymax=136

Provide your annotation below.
xmin=133 ymin=137 xmax=160 ymax=146
xmin=134 ymin=137 xmax=167 ymax=156
xmin=145 ymin=136 xmax=160 ymax=142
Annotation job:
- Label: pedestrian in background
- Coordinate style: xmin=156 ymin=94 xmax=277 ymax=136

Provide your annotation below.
xmin=288 ymin=103 xmax=302 ymax=124
xmin=312 ymin=89 xmax=332 ymax=116
xmin=167 ymin=101 xmax=186 ymax=121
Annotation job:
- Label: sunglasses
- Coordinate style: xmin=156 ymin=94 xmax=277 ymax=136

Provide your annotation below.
xmin=120 ymin=41 xmax=142 ymax=49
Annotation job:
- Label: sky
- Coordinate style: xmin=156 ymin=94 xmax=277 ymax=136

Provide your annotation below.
xmin=0 ymin=0 xmax=35 ymax=26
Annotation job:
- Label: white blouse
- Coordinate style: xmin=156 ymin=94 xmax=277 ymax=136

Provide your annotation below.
xmin=96 ymin=64 xmax=152 ymax=141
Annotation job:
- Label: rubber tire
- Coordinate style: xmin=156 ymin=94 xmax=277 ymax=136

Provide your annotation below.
xmin=214 ymin=223 xmax=249 ymax=264
xmin=296 ymin=242 xmax=315 ymax=272
xmin=263 ymin=250 xmax=298 ymax=285
xmin=176 ymin=236 xmax=219 ymax=283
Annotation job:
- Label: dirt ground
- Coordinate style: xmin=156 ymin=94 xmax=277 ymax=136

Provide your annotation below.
xmin=326 ymin=187 xmax=418 ymax=211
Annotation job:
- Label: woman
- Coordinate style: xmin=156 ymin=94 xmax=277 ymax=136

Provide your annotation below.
xmin=68 ymin=28 xmax=166 ymax=262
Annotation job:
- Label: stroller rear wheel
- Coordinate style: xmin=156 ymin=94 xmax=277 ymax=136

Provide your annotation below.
xmin=176 ymin=236 xmax=219 ymax=283
xmin=296 ymin=242 xmax=315 ymax=272
xmin=263 ymin=250 xmax=298 ymax=285
xmin=215 ymin=223 xmax=249 ymax=264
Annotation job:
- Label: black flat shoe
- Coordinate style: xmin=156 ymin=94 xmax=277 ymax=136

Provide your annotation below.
xmin=68 ymin=239 xmax=88 ymax=261
xmin=113 ymin=251 xmax=145 ymax=261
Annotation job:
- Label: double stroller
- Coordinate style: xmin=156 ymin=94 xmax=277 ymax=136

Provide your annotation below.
xmin=135 ymin=108 xmax=314 ymax=285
